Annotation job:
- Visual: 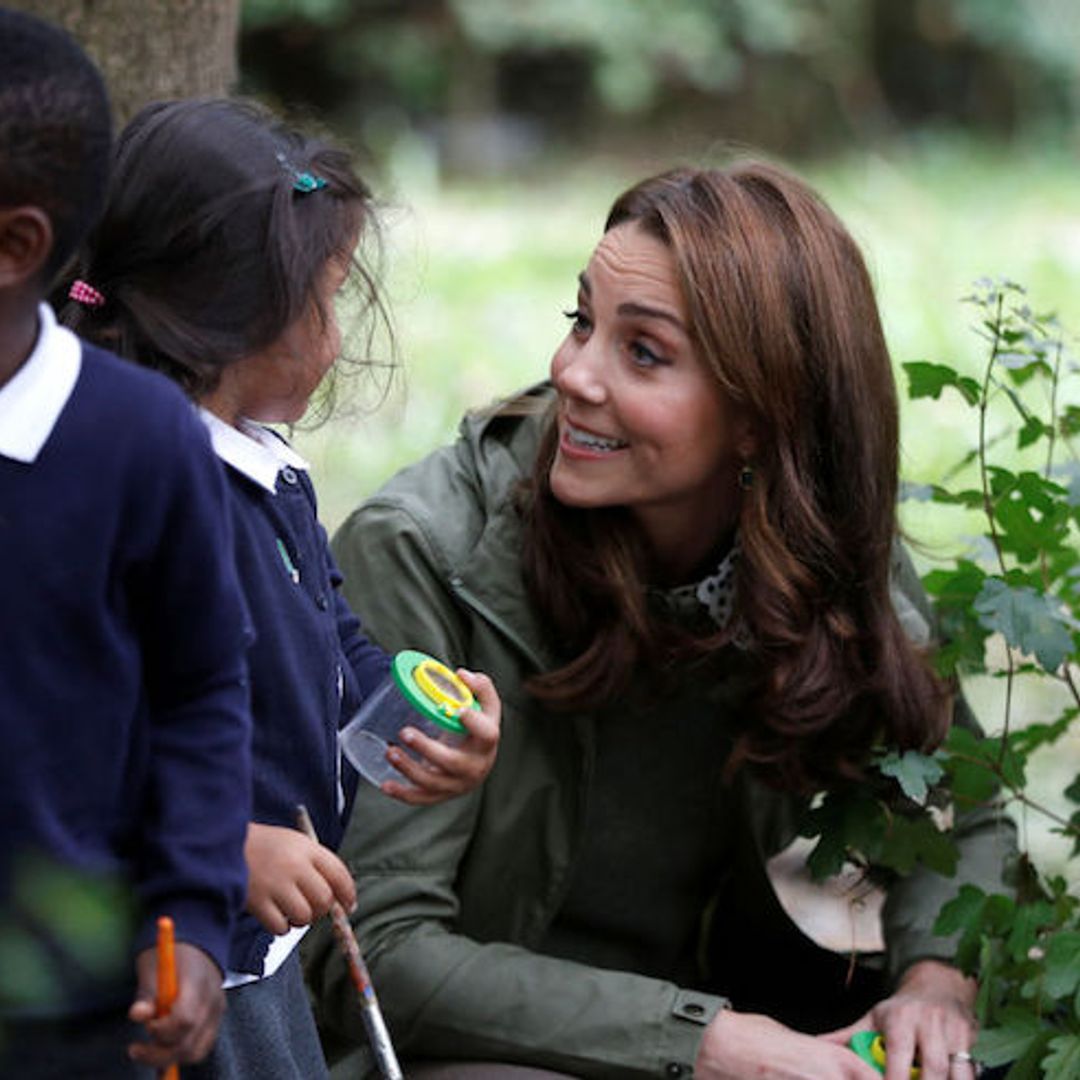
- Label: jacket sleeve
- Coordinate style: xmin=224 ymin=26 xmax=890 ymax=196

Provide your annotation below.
xmin=134 ymin=404 xmax=252 ymax=972
xmin=306 ymin=498 xmax=724 ymax=1078
xmin=880 ymin=546 xmax=1018 ymax=982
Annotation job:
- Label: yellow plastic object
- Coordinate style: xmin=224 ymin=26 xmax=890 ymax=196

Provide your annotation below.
xmin=413 ymin=657 xmax=473 ymax=717
xmin=849 ymin=1031 xmax=920 ymax=1078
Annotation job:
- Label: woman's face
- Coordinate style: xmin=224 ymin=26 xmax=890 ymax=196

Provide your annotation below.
xmin=549 ymin=221 xmax=750 ymax=575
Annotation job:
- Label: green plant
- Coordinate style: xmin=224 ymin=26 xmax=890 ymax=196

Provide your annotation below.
xmin=798 ymin=279 xmax=1079 ymax=1076
xmin=909 ymin=281 xmax=1080 ymax=1078
xmin=802 ymin=279 xmax=1080 ymax=1077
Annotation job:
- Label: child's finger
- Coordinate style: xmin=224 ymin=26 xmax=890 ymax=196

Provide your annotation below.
xmin=172 ymin=981 xmax=225 ymax=1063
xmin=257 ymin=881 xmax=316 ymax=929
xmin=129 ymin=1013 xmax=185 ymax=1068
xmin=398 ymin=727 xmax=462 ymax=773
xmin=457 ymin=670 xmax=500 ymax=731
xmin=457 ymin=705 xmax=499 ymax=749
xmin=127 ymin=945 xmax=159 ymax=1031
xmin=384 ymin=745 xmax=463 ymax=798
xmin=380 ymin=777 xmax=445 ymax=806
xmin=248 ymin=893 xmax=290 ymax=935
xmin=312 ymin=844 xmax=357 ymax=913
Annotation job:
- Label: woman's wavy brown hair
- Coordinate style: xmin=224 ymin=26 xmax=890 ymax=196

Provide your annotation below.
xmin=520 ymin=161 xmax=949 ymax=793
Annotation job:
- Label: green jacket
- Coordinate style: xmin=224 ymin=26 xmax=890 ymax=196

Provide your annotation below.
xmin=305 ymin=387 xmax=1015 ymax=1078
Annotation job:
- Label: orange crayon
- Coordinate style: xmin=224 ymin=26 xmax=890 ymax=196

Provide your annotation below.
xmin=156 ymin=916 xmax=179 ymax=1080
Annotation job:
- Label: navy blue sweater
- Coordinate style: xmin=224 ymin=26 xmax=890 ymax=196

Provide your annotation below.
xmin=221 ymin=453 xmax=389 ymax=974
xmin=0 ymin=343 xmax=252 ymax=1013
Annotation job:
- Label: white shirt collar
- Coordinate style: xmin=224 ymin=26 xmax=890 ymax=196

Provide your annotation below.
xmin=198 ymin=408 xmax=309 ymax=494
xmin=0 ymin=304 xmax=82 ymax=464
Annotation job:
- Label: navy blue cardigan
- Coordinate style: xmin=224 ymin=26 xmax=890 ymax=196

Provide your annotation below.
xmin=0 ymin=343 xmax=252 ymax=1013
xmin=221 ymin=450 xmax=390 ymax=974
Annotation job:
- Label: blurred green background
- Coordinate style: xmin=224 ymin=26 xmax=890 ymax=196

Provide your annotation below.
xmin=238 ymin=1 xmax=1079 ymax=870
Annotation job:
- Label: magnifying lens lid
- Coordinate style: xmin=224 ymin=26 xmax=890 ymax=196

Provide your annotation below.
xmin=391 ymin=650 xmax=472 ymax=734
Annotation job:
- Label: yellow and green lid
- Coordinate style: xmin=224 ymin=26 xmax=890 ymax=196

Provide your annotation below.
xmin=391 ymin=650 xmax=473 ymax=734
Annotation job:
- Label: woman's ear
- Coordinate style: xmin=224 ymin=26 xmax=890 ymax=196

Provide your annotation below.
xmin=734 ymin=415 xmax=759 ymax=466
xmin=0 ymin=206 xmax=53 ymax=290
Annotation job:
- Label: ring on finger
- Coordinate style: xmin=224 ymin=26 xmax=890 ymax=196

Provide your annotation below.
xmin=948 ymin=1051 xmax=983 ymax=1077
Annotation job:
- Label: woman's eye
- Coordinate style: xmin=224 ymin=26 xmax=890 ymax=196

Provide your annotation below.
xmin=630 ymin=341 xmax=667 ymax=367
xmin=563 ymin=308 xmax=591 ymax=335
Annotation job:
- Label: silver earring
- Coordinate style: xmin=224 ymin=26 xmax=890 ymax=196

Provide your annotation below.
xmin=738 ymin=465 xmax=754 ymax=490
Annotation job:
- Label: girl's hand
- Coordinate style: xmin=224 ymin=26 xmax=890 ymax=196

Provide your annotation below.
xmin=244 ymin=822 xmax=356 ymax=934
xmin=822 ymin=960 xmax=978 ymax=1080
xmin=381 ymin=669 xmax=501 ymax=806
xmin=695 ymin=1008 xmax=881 ymax=1079
xmin=128 ymin=942 xmax=225 ymax=1067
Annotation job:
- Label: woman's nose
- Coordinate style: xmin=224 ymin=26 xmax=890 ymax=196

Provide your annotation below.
xmin=551 ymin=339 xmax=606 ymax=404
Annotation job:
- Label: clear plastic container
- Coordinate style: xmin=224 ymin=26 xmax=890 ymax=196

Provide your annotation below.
xmin=339 ymin=650 xmax=471 ymax=788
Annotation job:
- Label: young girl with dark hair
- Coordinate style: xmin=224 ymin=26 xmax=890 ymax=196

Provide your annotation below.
xmin=64 ymin=97 xmax=501 ymax=1079
xmin=314 ymin=162 xmax=1013 ymax=1079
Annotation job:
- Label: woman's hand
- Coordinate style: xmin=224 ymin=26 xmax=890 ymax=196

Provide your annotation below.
xmin=381 ymin=669 xmax=501 ymax=806
xmin=695 ymin=1008 xmax=882 ymax=1079
xmin=822 ymin=960 xmax=978 ymax=1079
xmin=128 ymin=942 xmax=225 ymax=1068
xmin=244 ymin=822 xmax=356 ymax=934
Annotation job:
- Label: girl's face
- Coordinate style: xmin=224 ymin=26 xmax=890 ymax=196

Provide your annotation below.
xmin=549 ymin=221 xmax=752 ymax=578
xmin=212 ymin=252 xmax=349 ymax=426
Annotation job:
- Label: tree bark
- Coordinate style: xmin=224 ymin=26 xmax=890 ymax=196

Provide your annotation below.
xmin=6 ymin=0 xmax=240 ymax=125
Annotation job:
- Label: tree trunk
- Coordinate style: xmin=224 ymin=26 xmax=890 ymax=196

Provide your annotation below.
xmin=6 ymin=0 xmax=240 ymax=125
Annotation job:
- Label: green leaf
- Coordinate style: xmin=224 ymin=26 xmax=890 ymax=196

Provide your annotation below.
xmin=973 ymin=578 xmax=1075 ymax=673
xmin=799 ymin=791 xmax=883 ymax=880
xmin=875 ymin=749 xmax=945 ymax=804
xmin=1042 ymin=930 xmax=1080 ymax=999
xmin=974 ymin=1009 xmax=1048 ymax=1067
xmin=934 ymin=883 xmax=987 ymax=937
xmin=1065 ymin=773 xmax=1080 ymax=804
xmin=903 ymin=360 xmax=981 ymax=405
xmin=1001 ymin=1028 xmax=1056 ymax=1080
xmin=929 ymin=484 xmax=985 ymax=509
xmin=1007 ymin=900 xmax=1056 ymax=961
xmin=1017 ymin=416 xmax=1050 ymax=448
xmin=923 ymin=561 xmax=992 ymax=675
xmin=1043 ymin=1033 xmax=1080 ymax=1080
xmin=1009 ymin=708 xmax=1078 ymax=756
xmin=923 ymin=560 xmax=986 ymax=602
xmin=943 ymin=726 xmax=1008 ymax=803
xmin=873 ymin=812 xmax=957 ymax=876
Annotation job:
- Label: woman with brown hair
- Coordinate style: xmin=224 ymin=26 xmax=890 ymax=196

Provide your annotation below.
xmin=306 ymin=162 xmax=1011 ymax=1078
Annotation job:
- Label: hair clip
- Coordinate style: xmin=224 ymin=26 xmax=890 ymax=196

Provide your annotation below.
xmin=68 ymin=279 xmax=106 ymax=308
xmin=276 ymin=151 xmax=328 ymax=195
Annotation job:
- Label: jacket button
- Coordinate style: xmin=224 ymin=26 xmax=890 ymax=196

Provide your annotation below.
xmin=316 ymin=594 xmax=328 ymax=610
xmin=665 ymin=1065 xmax=685 ymax=1078
xmin=280 ymin=466 xmax=298 ymax=485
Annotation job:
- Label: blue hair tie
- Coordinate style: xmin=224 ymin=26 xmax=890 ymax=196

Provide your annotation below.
xmin=276 ymin=151 xmax=328 ymax=194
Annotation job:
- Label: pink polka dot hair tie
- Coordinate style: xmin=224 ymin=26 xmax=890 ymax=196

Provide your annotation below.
xmin=68 ymin=279 xmax=105 ymax=308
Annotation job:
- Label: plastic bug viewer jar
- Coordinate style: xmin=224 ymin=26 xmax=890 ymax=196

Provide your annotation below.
xmin=339 ymin=650 xmax=471 ymax=787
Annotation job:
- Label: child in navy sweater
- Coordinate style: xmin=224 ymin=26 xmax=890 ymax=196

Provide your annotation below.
xmin=0 ymin=12 xmax=252 ymax=1078
xmin=64 ymin=98 xmax=502 ymax=1078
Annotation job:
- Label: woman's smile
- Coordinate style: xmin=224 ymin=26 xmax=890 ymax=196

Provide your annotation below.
xmin=559 ymin=417 xmax=630 ymax=456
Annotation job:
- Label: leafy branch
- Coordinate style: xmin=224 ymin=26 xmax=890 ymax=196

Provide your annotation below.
xmin=801 ymin=278 xmax=1079 ymax=1077
xmin=909 ymin=279 xmax=1080 ymax=1078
